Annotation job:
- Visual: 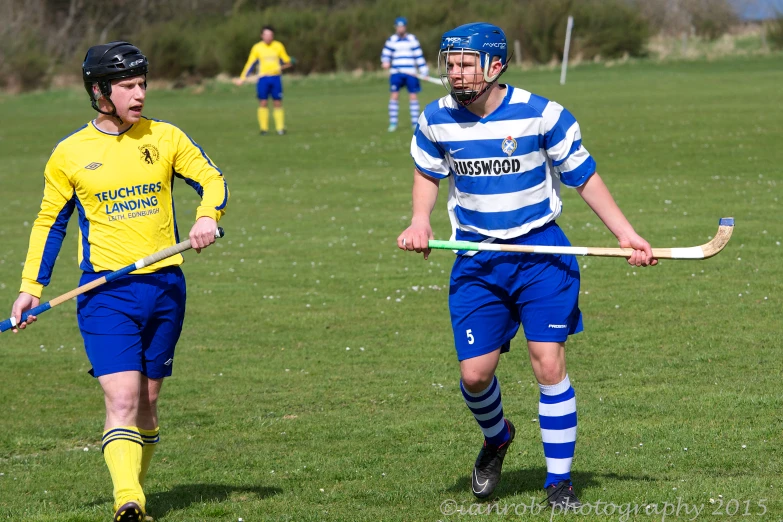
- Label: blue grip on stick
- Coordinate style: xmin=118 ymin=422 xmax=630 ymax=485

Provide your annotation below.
xmin=0 ymin=318 xmax=13 ymax=333
xmin=21 ymin=303 xmax=52 ymax=323
xmin=0 ymin=303 xmax=51 ymax=333
xmin=105 ymin=264 xmax=137 ymax=283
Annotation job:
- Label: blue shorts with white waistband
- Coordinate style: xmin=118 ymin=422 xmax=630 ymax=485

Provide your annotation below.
xmin=449 ymin=222 xmax=583 ymax=361
xmin=76 ymin=266 xmax=186 ymax=378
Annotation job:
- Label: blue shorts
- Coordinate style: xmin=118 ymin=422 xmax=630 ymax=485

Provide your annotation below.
xmin=256 ymin=76 xmax=283 ymax=100
xmin=390 ymin=73 xmax=421 ymax=93
xmin=76 ymin=266 xmax=186 ymax=378
xmin=449 ymin=222 xmax=583 ymax=361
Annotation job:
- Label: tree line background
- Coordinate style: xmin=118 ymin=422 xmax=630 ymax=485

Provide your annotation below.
xmin=1 ymin=0 xmax=781 ymax=91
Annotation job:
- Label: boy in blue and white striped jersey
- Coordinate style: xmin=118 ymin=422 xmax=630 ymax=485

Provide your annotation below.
xmin=381 ymin=17 xmax=428 ymax=132
xmin=398 ymin=22 xmax=657 ymax=509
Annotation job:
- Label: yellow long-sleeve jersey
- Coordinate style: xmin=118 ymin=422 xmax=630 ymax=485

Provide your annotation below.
xmin=20 ymin=117 xmax=229 ymax=298
xmin=239 ymin=41 xmax=291 ymax=79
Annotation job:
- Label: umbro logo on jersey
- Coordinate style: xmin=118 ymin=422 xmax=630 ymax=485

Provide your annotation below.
xmin=85 ymin=162 xmax=102 ymax=170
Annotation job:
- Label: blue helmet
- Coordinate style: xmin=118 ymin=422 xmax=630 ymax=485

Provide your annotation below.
xmin=439 ymin=22 xmax=508 ymax=69
xmin=395 ymin=17 xmax=407 ymax=27
xmin=438 ymin=23 xmax=509 ymax=106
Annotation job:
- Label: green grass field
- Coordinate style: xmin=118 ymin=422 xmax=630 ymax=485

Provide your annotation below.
xmin=0 ymin=54 xmax=781 ymax=521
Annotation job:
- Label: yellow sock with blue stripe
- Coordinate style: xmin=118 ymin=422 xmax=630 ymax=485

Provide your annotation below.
xmin=139 ymin=427 xmax=160 ymax=488
xmin=257 ymin=107 xmax=269 ymax=132
xmin=273 ymin=108 xmax=285 ymax=132
xmin=102 ymin=427 xmax=145 ymax=512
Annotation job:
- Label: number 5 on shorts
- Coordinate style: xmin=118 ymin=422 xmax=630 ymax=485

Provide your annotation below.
xmin=466 ymin=329 xmax=475 ymax=345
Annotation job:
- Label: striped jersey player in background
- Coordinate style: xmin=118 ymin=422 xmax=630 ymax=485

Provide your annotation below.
xmin=235 ymin=25 xmax=293 ymax=135
xmin=10 ymin=42 xmax=228 ymax=522
xmin=381 ymin=16 xmax=428 ymax=132
xmin=398 ymin=23 xmax=656 ymax=509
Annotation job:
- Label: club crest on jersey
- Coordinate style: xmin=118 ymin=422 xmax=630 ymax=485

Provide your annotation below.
xmin=139 ymin=144 xmax=159 ymax=165
xmin=501 ymin=136 xmax=517 ymax=157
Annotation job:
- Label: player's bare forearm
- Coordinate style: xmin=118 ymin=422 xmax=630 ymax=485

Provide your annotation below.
xmin=576 ymin=172 xmax=637 ymax=241
xmin=411 ymin=169 xmax=439 ymax=224
xmin=398 ymin=169 xmax=439 ymax=259
xmin=577 ymin=172 xmax=656 ymax=266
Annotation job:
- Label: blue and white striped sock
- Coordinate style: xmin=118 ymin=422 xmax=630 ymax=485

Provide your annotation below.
xmin=409 ymin=99 xmax=420 ymax=125
xmin=461 ymin=376 xmax=510 ymax=446
xmin=539 ymin=374 xmax=577 ymax=488
xmin=388 ymin=100 xmax=399 ymax=126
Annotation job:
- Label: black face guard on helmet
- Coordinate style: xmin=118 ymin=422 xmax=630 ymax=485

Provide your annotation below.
xmin=82 ymin=41 xmax=148 ymax=124
xmin=437 ymin=48 xmax=510 ymax=107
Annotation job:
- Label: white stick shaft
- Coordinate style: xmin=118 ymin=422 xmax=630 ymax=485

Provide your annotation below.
xmin=426 ymin=219 xmax=733 ymax=260
xmin=398 ymin=71 xmax=441 ymax=86
xmin=431 ymin=242 xmax=705 ymax=259
xmin=419 ymin=75 xmax=442 ymax=85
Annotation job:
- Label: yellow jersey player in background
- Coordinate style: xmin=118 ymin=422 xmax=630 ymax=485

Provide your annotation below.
xmin=234 ymin=25 xmax=293 ymax=135
xmin=9 ymin=41 xmax=229 ymax=522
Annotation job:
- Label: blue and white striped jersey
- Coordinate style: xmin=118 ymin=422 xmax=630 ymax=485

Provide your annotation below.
xmin=381 ymin=34 xmax=428 ymax=76
xmin=411 ymin=85 xmax=596 ymax=243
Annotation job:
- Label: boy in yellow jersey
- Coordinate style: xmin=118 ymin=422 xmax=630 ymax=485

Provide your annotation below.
xmin=9 ymin=41 xmax=229 ymax=522
xmin=234 ymin=25 xmax=293 ymax=135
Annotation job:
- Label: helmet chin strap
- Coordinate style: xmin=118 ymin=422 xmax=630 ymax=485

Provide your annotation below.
xmin=91 ymin=99 xmax=125 ymax=126
xmin=90 ymin=83 xmax=124 ymax=125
